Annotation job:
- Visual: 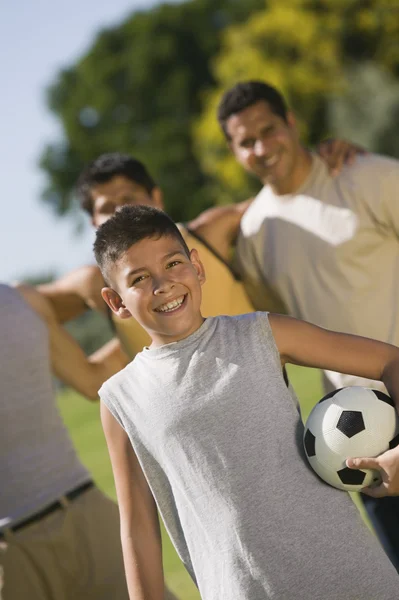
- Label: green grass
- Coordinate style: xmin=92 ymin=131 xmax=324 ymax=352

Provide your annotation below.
xmin=57 ymin=365 xmax=366 ymax=598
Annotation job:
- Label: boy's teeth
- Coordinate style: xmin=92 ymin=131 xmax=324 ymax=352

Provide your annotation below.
xmin=156 ymin=296 xmax=184 ymax=312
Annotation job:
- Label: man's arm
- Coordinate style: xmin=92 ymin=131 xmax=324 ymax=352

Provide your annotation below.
xmin=16 ymin=284 xmax=128 ymax=400
xmin=38 ymin=264 xmax=107 ymax=322
xmin=187 ymin=199 xmax=252 ymax=263
xmin=316 ymin=138 xmax=367 ymax=176
xmin=101 ymin=403 xmax=164 ymax=599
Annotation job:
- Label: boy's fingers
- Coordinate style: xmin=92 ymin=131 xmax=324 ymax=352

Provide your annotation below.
xmin=346 ymin=457 xmax=380 ymax=470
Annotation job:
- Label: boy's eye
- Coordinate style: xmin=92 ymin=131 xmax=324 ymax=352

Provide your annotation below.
xmin=166 ymin=260 xmax=181 ymax=269
xmin=131 ymin=274 xmax=147 ymax=285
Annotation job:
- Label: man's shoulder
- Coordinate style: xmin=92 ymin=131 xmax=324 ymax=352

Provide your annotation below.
xmin=338 ymin=153 xmax=398 ymax=182
xmin=239 ymin=186 xmax=272 ymax=236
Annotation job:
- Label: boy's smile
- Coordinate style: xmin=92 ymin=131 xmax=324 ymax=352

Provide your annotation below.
xmin=154 ymin=294 xmax=187 ymax=314
xmin=103 ymin=235 xmax=206 ymax=347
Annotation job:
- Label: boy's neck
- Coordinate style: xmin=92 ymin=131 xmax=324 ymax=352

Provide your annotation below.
xmin=149 ymin=315 xmax=206 ymax=349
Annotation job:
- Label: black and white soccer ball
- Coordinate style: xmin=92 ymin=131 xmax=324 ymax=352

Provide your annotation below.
xmin=303 ymin=387 xmax=399 ymax=491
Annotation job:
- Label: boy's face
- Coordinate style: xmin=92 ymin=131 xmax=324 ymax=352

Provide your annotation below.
xmin=90 ymin=175 xmax=163 ymax=228
xmin=102 ymin=235 xmax=206 ymax=347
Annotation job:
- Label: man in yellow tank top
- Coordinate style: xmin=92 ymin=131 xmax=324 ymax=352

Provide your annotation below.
xmin=39 ymin=152 xmax=261 ymax=359
xmin=40 ymin=147 xmax=359 ymax=359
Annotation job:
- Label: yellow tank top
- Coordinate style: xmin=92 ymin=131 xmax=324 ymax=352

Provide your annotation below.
xmin=112 ymin=226 xmax=254 ymax=359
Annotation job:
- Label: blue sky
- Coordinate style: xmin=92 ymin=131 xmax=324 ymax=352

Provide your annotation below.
xmin=1 ymin=0 xmax=181 ymax=283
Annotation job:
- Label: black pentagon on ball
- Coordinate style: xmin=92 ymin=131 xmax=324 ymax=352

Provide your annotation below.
xmin=318 ymin=388 xmax=344 ymax=403
xmin=373 ymin=389 xmax=395 ymax=408
xmin=304 ymin=429 xmax=316 ymax=457
xmin=336 ymin=410 xmax=365 ymax=438
xmin=337 ymin=467 xmax=366 ymax=485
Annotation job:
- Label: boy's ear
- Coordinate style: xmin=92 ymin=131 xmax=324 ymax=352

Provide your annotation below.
xmin=189 ymin=248 xmax=206 ymax=286
xmin=101 ymin=287 xmax=132 ymax=319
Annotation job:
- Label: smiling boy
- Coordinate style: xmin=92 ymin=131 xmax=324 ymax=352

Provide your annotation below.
xmin=95 ymin=204 xmax=399 ymax=600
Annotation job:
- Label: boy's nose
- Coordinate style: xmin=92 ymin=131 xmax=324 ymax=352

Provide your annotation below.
xmin=153 ymin=277 xmax=175 ymax=295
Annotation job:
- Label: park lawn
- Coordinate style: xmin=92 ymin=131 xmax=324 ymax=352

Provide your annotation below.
xmin=57 ymin=364 xmax=364 ymax=599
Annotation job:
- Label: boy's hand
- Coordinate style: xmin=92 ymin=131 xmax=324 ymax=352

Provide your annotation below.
xmin=346 ymin=446 xmax=399 ymax=498
xmin=316 ymin=138 xmax=367 ymax=176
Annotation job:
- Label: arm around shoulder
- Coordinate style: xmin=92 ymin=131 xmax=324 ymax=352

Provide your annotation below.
xmin=101 ymin=402 xmax=165 ymax=599
xmin=188 ymin=199 xmax=253 ymax=262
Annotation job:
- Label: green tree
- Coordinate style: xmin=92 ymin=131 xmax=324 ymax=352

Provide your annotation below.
xmin=40 ymin=0 xmax=264 ymax=223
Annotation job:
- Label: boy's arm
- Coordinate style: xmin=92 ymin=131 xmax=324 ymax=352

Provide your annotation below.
xmin=268 ymin=313 xmax=399 ymax=497
xmin=268 ymin=313 xmax=399 ymax=390
xmin=16 ymin=284 xmax=128 ymax=400
xmin=101 ymin=403 xmax=164 ymax=599
xmin=37 ymin=264 xmax=107 ymax=322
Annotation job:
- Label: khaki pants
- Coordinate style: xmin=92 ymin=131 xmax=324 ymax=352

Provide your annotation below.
xmin=0 ymin=487 xmax=129 ymax=599
xmin=0 ymin=487 xmax=179 ymax=600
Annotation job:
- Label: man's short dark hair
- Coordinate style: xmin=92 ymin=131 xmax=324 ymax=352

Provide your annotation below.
xmin=217 ymin=81 xmax=289 ymax=139
xmin=77 ymin=153 xmax=156 ymax=216
xmin=93 ymin=205 xmax=191 ymax=286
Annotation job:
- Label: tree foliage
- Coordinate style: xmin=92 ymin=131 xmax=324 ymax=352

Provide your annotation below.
xmin=40 ymin=0 xmax=264 ymax=222
xmin=193 ymin=0 xmax=399 ymax=202
xmin=40 ymin=0 xmax=399 ymax=220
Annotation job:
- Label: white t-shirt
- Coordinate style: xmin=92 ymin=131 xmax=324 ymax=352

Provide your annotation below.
xmin=236 ymin=153 xmax=399 ymax=391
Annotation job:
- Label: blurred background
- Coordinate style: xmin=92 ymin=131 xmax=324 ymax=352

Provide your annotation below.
xmin=2 ymin=1 xmax=398 ymax=596
xmin=2 ymin=0 xmax=399 ymax=287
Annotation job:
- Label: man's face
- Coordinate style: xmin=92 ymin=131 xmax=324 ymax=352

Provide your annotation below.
xmin=90 ymin=175 xmax=163 ymax=228
xmin=104 ymin=235 xmax=206 ymax=347
xmin=226 ymin=100 xmax=304 ymax=194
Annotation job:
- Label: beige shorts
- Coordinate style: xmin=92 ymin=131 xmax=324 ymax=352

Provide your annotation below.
xmin=0 ymin=487 xmax=129 ymax=600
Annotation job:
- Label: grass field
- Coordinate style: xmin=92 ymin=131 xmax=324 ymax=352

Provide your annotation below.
xmin=58 ymin=365 xmax=365 ymax=598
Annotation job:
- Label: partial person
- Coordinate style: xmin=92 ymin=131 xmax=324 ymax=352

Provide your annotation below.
xmin=217 ymin=79 xmax=399 ymax=568
xmin=39 ymin=153 xmax=256 ymax=358
xmin=95 ymin=204 xmax=399 ymax=600
xmin=0 ymin=283 xmax=129 ymax=600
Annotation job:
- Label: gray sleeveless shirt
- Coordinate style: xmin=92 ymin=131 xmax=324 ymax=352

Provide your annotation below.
xmin=100 ymin=312 xmax=398 ymax=599
xmin=0 ymin=284 xmax=90 ymax=528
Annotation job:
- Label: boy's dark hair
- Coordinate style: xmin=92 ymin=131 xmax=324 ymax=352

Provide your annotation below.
xmin=94 ymin=205 xmax=191 ymax=285
xmin=77 ymin=153 xmax=156 ymax=216
xmin=217 ymin=81 xmax=289 ymax=139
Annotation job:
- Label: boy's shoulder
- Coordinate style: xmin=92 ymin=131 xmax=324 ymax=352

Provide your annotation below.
xmin=99 ymin=355 xmax=139 ymax=399
xmin=213 ymin=311 xmax=271 ymax=341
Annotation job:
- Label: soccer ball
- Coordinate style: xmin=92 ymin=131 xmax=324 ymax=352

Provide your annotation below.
xmin=303 ymin=387 xmax=399 ymax=491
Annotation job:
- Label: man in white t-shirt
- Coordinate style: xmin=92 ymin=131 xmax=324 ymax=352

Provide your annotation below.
xmin=217 ymin=80 xmax=399 ymax=570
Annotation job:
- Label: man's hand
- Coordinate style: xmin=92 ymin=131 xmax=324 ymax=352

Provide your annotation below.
xmin=316 ymin=138 xmax=367 ymax=176
xmin=346 ymin=445 xmax=399 ymax=498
